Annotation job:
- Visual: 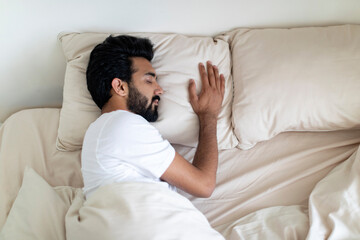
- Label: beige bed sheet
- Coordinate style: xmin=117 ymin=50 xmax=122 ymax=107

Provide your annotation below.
xmin=1 ymin=108 xmax=360 ymax=233
xmin=175 ymin=129 xmax=360 ymax=228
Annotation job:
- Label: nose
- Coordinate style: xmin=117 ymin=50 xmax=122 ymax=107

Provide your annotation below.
xmin=154 ymin=82 xmax=164 ymax=95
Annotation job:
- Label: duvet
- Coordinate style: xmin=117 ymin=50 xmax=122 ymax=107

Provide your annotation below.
xmin=65 ymin=182 xmax=225 ymax=240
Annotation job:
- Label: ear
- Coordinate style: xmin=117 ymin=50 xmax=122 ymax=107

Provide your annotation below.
xmin=111 ymin=78 xmax=128 ymax=97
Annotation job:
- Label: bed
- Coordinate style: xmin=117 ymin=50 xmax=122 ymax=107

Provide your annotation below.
xmin=1 ymin=24 xmax=360 ymax=239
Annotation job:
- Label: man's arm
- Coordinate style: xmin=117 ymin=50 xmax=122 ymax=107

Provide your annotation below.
xmin=161 ymin=61 xmax=225 ymax=198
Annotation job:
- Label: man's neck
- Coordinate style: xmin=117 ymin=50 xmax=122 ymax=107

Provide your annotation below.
xmin=101 ymin=99 xmax=128 ymax=115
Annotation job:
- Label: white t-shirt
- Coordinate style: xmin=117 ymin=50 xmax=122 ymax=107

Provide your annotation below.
xmin=81 ymin=110 xmax=176 ymax=199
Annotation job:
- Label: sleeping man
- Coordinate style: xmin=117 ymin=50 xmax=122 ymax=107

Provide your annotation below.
xmin=81 ymin=35 xmax=225 ymax=200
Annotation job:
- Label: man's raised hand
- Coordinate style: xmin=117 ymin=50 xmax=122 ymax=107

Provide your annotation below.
xmin=188 ymin=61 xmax=225 ymax=120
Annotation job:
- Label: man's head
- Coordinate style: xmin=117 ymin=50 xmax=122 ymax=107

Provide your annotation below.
xmin=86 ymin=35 xmax=163 ymax=122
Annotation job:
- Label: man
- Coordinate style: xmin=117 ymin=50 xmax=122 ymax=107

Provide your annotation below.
xmin=82 ymin=35 xmax=225 ymax=199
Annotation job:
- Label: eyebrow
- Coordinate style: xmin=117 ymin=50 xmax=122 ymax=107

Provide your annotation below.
xmin=145 ymin=72 xmax=157 ymax=79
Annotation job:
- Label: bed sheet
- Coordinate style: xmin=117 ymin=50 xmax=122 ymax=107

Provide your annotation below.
xmin=211 ymin=145 xmax=360 ymax=239
xmin=1 ymin=108 xmax=360 ymax=237
xmin=174 ymin=129 xmax=360 ymax=228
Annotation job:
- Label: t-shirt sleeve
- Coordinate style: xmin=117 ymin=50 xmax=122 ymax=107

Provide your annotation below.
xmin=98 ymin=112 xmax=175 ymax=179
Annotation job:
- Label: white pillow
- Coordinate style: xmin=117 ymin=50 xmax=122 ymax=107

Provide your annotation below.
xmin=218 ymin=24 xmax=360 ymax=149
xmin=0 ymin=167 xmax=79 ymax=240
xmin=57 ymin=32 xmax=238 ymax=151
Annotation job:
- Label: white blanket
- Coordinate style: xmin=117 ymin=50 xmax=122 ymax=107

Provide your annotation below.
xmin=65 ymin=182 xmax=225 ymax=240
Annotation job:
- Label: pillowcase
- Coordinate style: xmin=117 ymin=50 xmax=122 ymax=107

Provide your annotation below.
xmin=217 ymin=24 xmax=360 ymax=150
xmin=57 ymin=32 xmax=238 ymax=151
xmin=0 ymin=167 xmax=79 ymax=240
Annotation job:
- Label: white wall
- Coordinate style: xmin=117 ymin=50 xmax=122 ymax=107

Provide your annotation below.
xmin=1 ymin=0 xmax=360 ymax=123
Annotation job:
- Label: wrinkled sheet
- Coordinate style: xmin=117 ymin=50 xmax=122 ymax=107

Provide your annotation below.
xmin=307 ymin=146 xmax=360 ymax=239
xmin=212 ymin=146 xmax=360 ymax=239
xmin=65 ymin=182 xmax=224 ymax=240
xmin=215 ymin=205 xmax=309 ymax=240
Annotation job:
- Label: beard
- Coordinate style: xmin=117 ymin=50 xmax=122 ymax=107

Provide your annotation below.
xmin=127 ymin=83 xmax=160 ymax=122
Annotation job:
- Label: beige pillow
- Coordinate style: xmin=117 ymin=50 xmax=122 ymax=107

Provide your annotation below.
xmin=218 ymin=24 xmax=360 ymax=150
xmin=57 ymin=32 xmax=238 ymax=151
xmin=0 ymin=167 xmax=79 ymax=240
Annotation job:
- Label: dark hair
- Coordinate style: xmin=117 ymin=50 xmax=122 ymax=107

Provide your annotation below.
xmin=86 ymin=35 xmax=154 ymax=109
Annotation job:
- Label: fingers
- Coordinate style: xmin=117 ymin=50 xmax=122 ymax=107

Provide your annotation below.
xmin=198 ymin=63 xmax=208 ymax=88
xmin=213 ymin=65 xmax=221 ymax=90
xmin=198 ymin=61 xmax=225 ymax=95
xmin=220 ymin=74 xmax=225 ymax=97
xmin=188 ymin=79 xmax=198 ymax=105
xmin=191 ymin=62 xmax=225 ymax=117
xmin=206 ymin=61 xmax=216 ymax=87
